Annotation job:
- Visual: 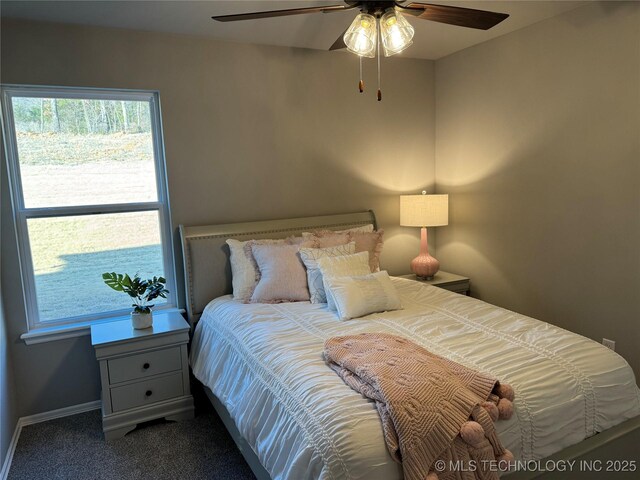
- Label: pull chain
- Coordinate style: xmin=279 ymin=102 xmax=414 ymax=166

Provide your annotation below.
xmin=376 ymin=17 xmax=382 ymax=101
xmin=358 ymin=56 xmax=364 ymax=93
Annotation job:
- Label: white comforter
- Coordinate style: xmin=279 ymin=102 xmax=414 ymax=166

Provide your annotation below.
xmin=190 ymin=278 xmax=640 ymax=480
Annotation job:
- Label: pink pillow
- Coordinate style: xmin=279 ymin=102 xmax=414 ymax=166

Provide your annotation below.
xmin=349 ymin=229 xmax=384 ymax=272
xmin=312 ymin=232 xmax=350 ymax=248
xmin=250 ymin=243 xmax=310 ymax=303
xmin=309 ymin=229 xmax=385 ymax=272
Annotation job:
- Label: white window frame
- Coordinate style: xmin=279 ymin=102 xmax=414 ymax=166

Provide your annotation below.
xmin=1 ymin=85 xmax=177 ymax=336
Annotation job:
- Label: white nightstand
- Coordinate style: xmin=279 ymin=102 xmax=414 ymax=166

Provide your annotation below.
xmin=90 ymin=311 xmax=194 ymax=440
xmin=399 ymin=271 xmax=470 ymax=295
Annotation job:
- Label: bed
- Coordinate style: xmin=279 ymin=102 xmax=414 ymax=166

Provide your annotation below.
xmin=180 ymin=211 xmax=640 ymax=480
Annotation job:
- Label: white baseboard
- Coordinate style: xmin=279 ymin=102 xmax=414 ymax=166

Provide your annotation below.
xmin=19 ymin=400 xmax=101 ymax=427
xmin=0 ymin=400 xmax=101 ymax=480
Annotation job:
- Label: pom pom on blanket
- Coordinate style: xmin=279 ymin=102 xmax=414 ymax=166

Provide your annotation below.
xmin=498 ymin=450 xmax=515 ymax=462
xmin=426 ymin=472 xmax=439 ymax=480
xmin=497 ymin=449 xmax=515 ymax=471
xmin=460 ymin=421 xmax=485 ymax=447
xmin=498 ymin=398 xmax=514 ymax=420
xmin=481 ymin=401 xmax=499 ymax=422
xmin=495 ymin=383 xmax=515 ymax=402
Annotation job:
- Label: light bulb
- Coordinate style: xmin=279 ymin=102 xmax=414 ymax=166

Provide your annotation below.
xmin=343 ymin=13 xmax=377 ymax=58
xmin=380 ymin=9 xmax=414 ymax=57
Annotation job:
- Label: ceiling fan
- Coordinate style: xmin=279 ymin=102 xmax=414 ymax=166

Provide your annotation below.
xmin=212 ymin=2 xmax=509 ymax=100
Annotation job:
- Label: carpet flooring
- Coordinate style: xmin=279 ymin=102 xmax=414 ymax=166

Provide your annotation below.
xmin=8 ymin=392 xmax=256 ymax=480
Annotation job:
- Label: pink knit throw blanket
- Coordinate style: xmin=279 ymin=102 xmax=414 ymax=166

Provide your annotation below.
xmin=324 ymin=333 xmax=515 ymax=480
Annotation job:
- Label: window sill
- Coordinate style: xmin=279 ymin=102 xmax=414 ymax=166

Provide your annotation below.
xmin=21 ymin=307 xmax=185 ymax=345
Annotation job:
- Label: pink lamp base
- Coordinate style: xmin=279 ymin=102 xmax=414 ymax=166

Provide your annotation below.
xmin=410 ymin=226 xmax=440 ymax=280
xmin=410 ymin=254 xmax=440 ymax=280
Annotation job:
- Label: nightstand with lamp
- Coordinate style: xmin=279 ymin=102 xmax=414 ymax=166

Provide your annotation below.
xmin=399 ymin=191 xmax=471 ymax=295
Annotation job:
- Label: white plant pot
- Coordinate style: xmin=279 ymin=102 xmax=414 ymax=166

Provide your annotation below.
xmin=131 ymin=311 xmax=153 ymax=330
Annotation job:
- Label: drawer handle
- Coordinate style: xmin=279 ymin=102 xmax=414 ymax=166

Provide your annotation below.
xmin=145 ymin=390 xmax=153 ymax=397
xmin=143 ymin=363 xmax=150 ymax=370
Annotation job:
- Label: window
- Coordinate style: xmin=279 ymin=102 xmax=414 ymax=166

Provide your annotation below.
xmin=1 ymin=86 xmax=176 ymax=332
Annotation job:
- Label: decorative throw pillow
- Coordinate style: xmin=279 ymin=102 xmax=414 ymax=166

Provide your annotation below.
xmin=250 ymin=243 xmax=310 ymax=303
xmin=298 ymin=242 xmax=356 ymax=303
xmin=310 ymin=232 xmax=351 ymax=248
xmin=227 ymin=236 xmax=306 ymax=302
xmin=308 ymin=229 xmax=385 ymax=272
xmin=227 ymin=238 xmax=286 ymax=302
xmin=349 ymin=229 xmax=385 ymax=272
xmin=317 ymin=251 xmax=371 ymax=311
xmin=323 ymin=271 xmax=402 ymax=321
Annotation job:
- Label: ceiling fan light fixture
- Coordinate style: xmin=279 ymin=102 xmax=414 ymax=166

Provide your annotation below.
xmin=343 ymin=12 xmax=377 ymax=58
xmin=211 ymin=1 xmax=510 ymax=100
xmin=380 ymin=9 xmax=414 ymax=57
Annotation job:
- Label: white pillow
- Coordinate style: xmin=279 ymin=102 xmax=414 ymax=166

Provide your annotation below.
xmin=317 ymin=251 xmax=371 ymax=311
xmin=298 ymin=242 xmax=356 ymax=303
xmin=323 ymin=271 xmax=403 ymax=321
xmin=226 ymin=238 xmax=286 ymax=302
xmin=301 ymin=224 xmax=374 ymax=238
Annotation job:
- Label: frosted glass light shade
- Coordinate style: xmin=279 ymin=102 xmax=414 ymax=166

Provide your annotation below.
xmin=400 ymin=194 xmax=449 ymax=227
xmin=380 ymin=10 xmax=414 ymax=57
xmin=343 ymin=13 xmax=377 ymax=58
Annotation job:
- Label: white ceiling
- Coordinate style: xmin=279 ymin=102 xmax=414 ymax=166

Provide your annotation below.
xmin=1 ymin=0 xmax=588 ymax=59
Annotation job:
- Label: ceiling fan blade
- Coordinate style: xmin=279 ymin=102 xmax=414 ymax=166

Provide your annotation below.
xmin=212 ymin=4 xmax=353 ymax=22
xmin=329 ymin=27 xmax=349 ymax=51
xmin=398 ymin=2 xmax=509 ymax=30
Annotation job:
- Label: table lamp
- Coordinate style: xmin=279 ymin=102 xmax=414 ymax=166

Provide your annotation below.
xmin=400 ymin=191 xmax=449 ymax=280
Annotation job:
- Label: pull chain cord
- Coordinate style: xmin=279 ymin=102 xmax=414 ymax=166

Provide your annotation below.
xmin=377 ymin=17 xmax=382 ymax=101
xmin=359 ymin=56 xmax=364 ymax=93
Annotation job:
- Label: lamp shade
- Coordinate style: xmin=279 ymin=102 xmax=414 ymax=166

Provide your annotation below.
xmin=400 ymin=193 xmax=449 ymax=227
xmin=343 ymin=13 xmax=377 ymax=58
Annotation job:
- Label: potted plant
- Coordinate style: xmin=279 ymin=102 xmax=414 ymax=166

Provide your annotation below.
xmin=102 ymin=272 xmax=169 ymax=329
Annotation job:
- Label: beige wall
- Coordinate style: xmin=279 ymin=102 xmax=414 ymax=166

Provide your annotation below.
xmin=435 ymin=2 xmax=640 ymax=375
xmin=0 ymin=18 xmax=435 ymax=415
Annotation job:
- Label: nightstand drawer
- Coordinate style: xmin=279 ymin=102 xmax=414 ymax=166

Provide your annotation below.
xmin=108 ymin=347 xmax=181 ymax=384
xmin=111 ymin=372 xmax=184 ymax=412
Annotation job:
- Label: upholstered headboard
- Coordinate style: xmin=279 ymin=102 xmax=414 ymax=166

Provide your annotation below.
xmin=179 ymin=210 xmax=377 ymax=326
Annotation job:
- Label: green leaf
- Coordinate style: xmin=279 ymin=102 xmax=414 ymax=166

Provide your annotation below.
xmin=104 ymin=271 xmax=169 ymax=306
xmin=102 ymin=272 xmax=124 ymax=291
